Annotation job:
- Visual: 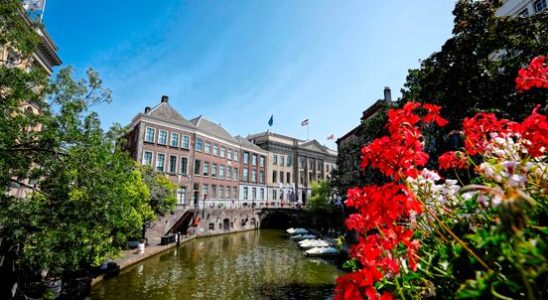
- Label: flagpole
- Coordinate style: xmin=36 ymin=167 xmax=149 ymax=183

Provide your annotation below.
xmin=307 ymin=123 xmax=309 ymax=141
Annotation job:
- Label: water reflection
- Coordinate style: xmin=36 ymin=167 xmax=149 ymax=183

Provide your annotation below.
xmin=92 ymin=230 xmax=343 ymax=300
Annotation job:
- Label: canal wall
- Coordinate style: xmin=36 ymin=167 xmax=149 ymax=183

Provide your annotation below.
xmin=145 ymin=208 xmax=261 ymax=241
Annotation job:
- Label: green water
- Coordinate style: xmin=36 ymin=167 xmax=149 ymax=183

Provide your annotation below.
xmin=91 ymin=230 xmax=344 ymax=300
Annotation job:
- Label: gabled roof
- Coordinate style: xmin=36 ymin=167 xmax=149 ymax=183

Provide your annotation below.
xmin=190 ymin=116 xmax=239 ymax=144
xmin=234 ymin=135 xmax=267 ymax=153
xmin=299 ymin=139 xmax=331 ymax=154
xmin=147 ymin=102 xmax=195 ymax=127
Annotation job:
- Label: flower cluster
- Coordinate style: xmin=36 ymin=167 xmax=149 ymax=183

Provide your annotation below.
xmin=335 ymin=103 xmax=448 ymax=299
xmin=438 ymin=151 xmax=469 ymax=170
xmin=515 ymin=55 xmax=548 ymax=91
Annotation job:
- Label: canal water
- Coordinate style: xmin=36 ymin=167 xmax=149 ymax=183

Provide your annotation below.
xmin=91 ymin=230 xmax=344 ymax=300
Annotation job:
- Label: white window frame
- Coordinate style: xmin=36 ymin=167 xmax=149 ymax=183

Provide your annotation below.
xmin=170 ymin=132 xmax=179 ymax=147
xmin=168 ymin=155 xmax=178 ymax=174
xmin=180 ymin=156 xmax=189 ymax=175
xmin=156 ymin=153 xmax=166 ymax=172
xmin=145 ymin=127 xmax=156 ymax=143
xmin=535 ymin=0 xmax=547 ymax=13
xmin=181 ymin=135 xmax=190 ymax=149
xmin=195 ymin=138 xmax=203 ymax=152
xmin=158 ymin=130 xmax=168 ymax=145
xmin=205 ymin=142 xmax=211 ymax=154
xmin=142 ymin=151 xmax=153 ymax=166
xmin=221 ymin=147 xmax=226 ymax=158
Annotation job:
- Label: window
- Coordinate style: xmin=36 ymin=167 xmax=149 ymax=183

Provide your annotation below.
xmin=212 ymin=164 xmax=217 ymax=177
xmin=145 ymin=127 xmax=155 ymax=143
xmin=213 ymin=144 xmax=219 ymax=156
xmin=205 ymin=143 xmax=211 ymax=154
xmin=243 ymin=169 xmax=249 ymax=181
xmin=234 ymin=151 xmax=239 ymax=162
xmin=170 ymin=133 xmax=179 ymax=147
xmin=156 ymin=153 xmax=165 ymax=172
xmin=233 ymin=187 xmax=238 ymax=199
xmin=221 ymin=147 xmax=226 ymax=157
xmin=219 ymin=186 xmax=224 ymax=199
xmin=228 ymin=149 xmax=233 ymax=160
xmin=181 ymin=135 xmax=190 ymax=149
xmin=243 ymin=152 xmax=249 ymax=164
xmin=227 ymin=166 xmax=232 ymax=179
xmin=202 ymin=185 xmax=208 ymax=200
xmin=535 ymin=0 xmax=547 ymax=13
xmin=143 ymin=151 xmax=153 ymax=166
xmin=203 ymin=162 xmax=210 ymax=176
xmin=273 ymin=154 xmax=278 ymax=165
xmin=260 ymin=188 xmax=265 ymax=200
xmin=227 ymin=187 xmax=232 ymax=199
xmin=233 ymin=168 xmax=239 ymax=180
xmin=243 ymin=187 xmax=248 ymax=200
xmin=272 ymin=171 xmax=277 ymax=183
xmin=280 ymin=156 xmax=285 ymax=166
xmin=212 ymin=185 xmax=217 ymax=200
xmin=260 ymin=171 xmax=265 ymax=183
xmin=180 ymin=157 xmax=188 ymax=175
xmin=196 ymin=140 xmax=205 ymax=153
xmin=299 ymin=157 xmax=304 ymax=169
xmin=252 ymin=188 xmax=257 ymax=200
xmin=252 ymin=170 xmax=257 ymax=183
xmin=287 ymin=172 xmax=291 ymax=183
xmin=158 ymin=130 xmax=168 ymax=145
xmin=518 ymin=8 xmax=529 ymax=16
xmin=273 ymin=189 xmax=277 ymax=200
xmin=287 ymin=155 xmax=292 ymax=166
xmin=169 ymin=155 xmax=177 ymax=173
xmin=219 ymin=165 xmax=225 ymax=179
xmin=260 ymin=156 xmax=265 ymax=168
xmin=209 ymin=223 xmax=214 ymax=230
xmin=177 ymin=187 xmax=186 ymax=205
xmin=252 ymin=154 xmax=257 ymax=166
xmin=194 ymin=159 xmax=201 ymax=175
xmin=279 ymin=171 xmax=284 ymax=183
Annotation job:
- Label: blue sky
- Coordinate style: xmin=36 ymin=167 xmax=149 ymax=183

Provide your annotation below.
xmin=43 ymin=0 xmax=455 ymax=149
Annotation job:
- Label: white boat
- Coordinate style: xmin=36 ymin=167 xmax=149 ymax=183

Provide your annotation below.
xmin=286 ymin=228 xmax=308 ymax=235
xmin=290 ymin=234 xmax=316 ymax=241
xmin=305 ymin=246 xmax=338 ymax=257
xmin=298 ymin=239 xmax=330 ymax=249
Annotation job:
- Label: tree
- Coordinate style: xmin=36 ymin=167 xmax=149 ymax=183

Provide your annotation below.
xmin=401 ymin=0 xmax=548 ymax=130
xmin=139 ymin=166 xmax=177 ymax=239
xmin=307 ymin=180 xmax=333 ymax=213
xmin=0 ymin=1 xmax=155 ymax=297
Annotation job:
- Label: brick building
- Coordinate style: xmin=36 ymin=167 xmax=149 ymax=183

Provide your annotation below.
xmin=125 ymin=96 xmax=270 ymax=210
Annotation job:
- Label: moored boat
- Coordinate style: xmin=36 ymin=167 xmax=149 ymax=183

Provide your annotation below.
xmin=305 ymin=246 xmax=338 ymax=257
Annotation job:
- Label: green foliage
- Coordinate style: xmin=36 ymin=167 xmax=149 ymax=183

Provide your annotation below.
xmin=139 ymin=166 xmax=177 ymax=222
xmin=401 ymin=0 xmax=548 ymax=126
xmin=0 ymin=1 xmax=155 ymax=287
xmin=307 ymin=180 xmax=333 ymax=213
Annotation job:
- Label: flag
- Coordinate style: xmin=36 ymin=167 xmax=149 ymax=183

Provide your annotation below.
xmin=268 ymin=115 xmax=273 ymax=127
xmin=327 ymin=134 xmax=334 ymax=140
xmin=301 ymin=119 xmax=309 ymax=126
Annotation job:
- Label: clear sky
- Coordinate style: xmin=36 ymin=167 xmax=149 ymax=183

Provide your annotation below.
xmin=43 ymin=0 xmax=455 ymax=149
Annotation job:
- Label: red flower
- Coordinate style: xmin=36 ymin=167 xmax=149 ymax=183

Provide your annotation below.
xmin=520 ymin=105 xmax=548 ymax=157
xmin=439 ymin=151 xmax=469 ymax=170
xmin=516 ymin=55 xmax=548 ymax=92
xmin=423 ymin=104 xmax=449 ymax=127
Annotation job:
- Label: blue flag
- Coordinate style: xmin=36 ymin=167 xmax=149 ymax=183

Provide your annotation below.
xmin=268 ymin=115 xmax=273 ymax=127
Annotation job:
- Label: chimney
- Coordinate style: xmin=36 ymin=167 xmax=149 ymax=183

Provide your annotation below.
xmin=383 ymin=86 xmax=391 ymax=102
xmin=161 ymin=95 xmax=169 ymax=103
xmin=144 ymin=106 xmax=151 ymax=114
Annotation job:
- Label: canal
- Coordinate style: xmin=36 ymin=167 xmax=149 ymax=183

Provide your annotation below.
xmin=91 ymin=230 xmax=344 ymax=300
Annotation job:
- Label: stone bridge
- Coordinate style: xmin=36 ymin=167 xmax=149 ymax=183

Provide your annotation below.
xmin=146 ymin=207 xmax=311 ymax=241
xmin=255 ymin=208 xmax=309 ymax=229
